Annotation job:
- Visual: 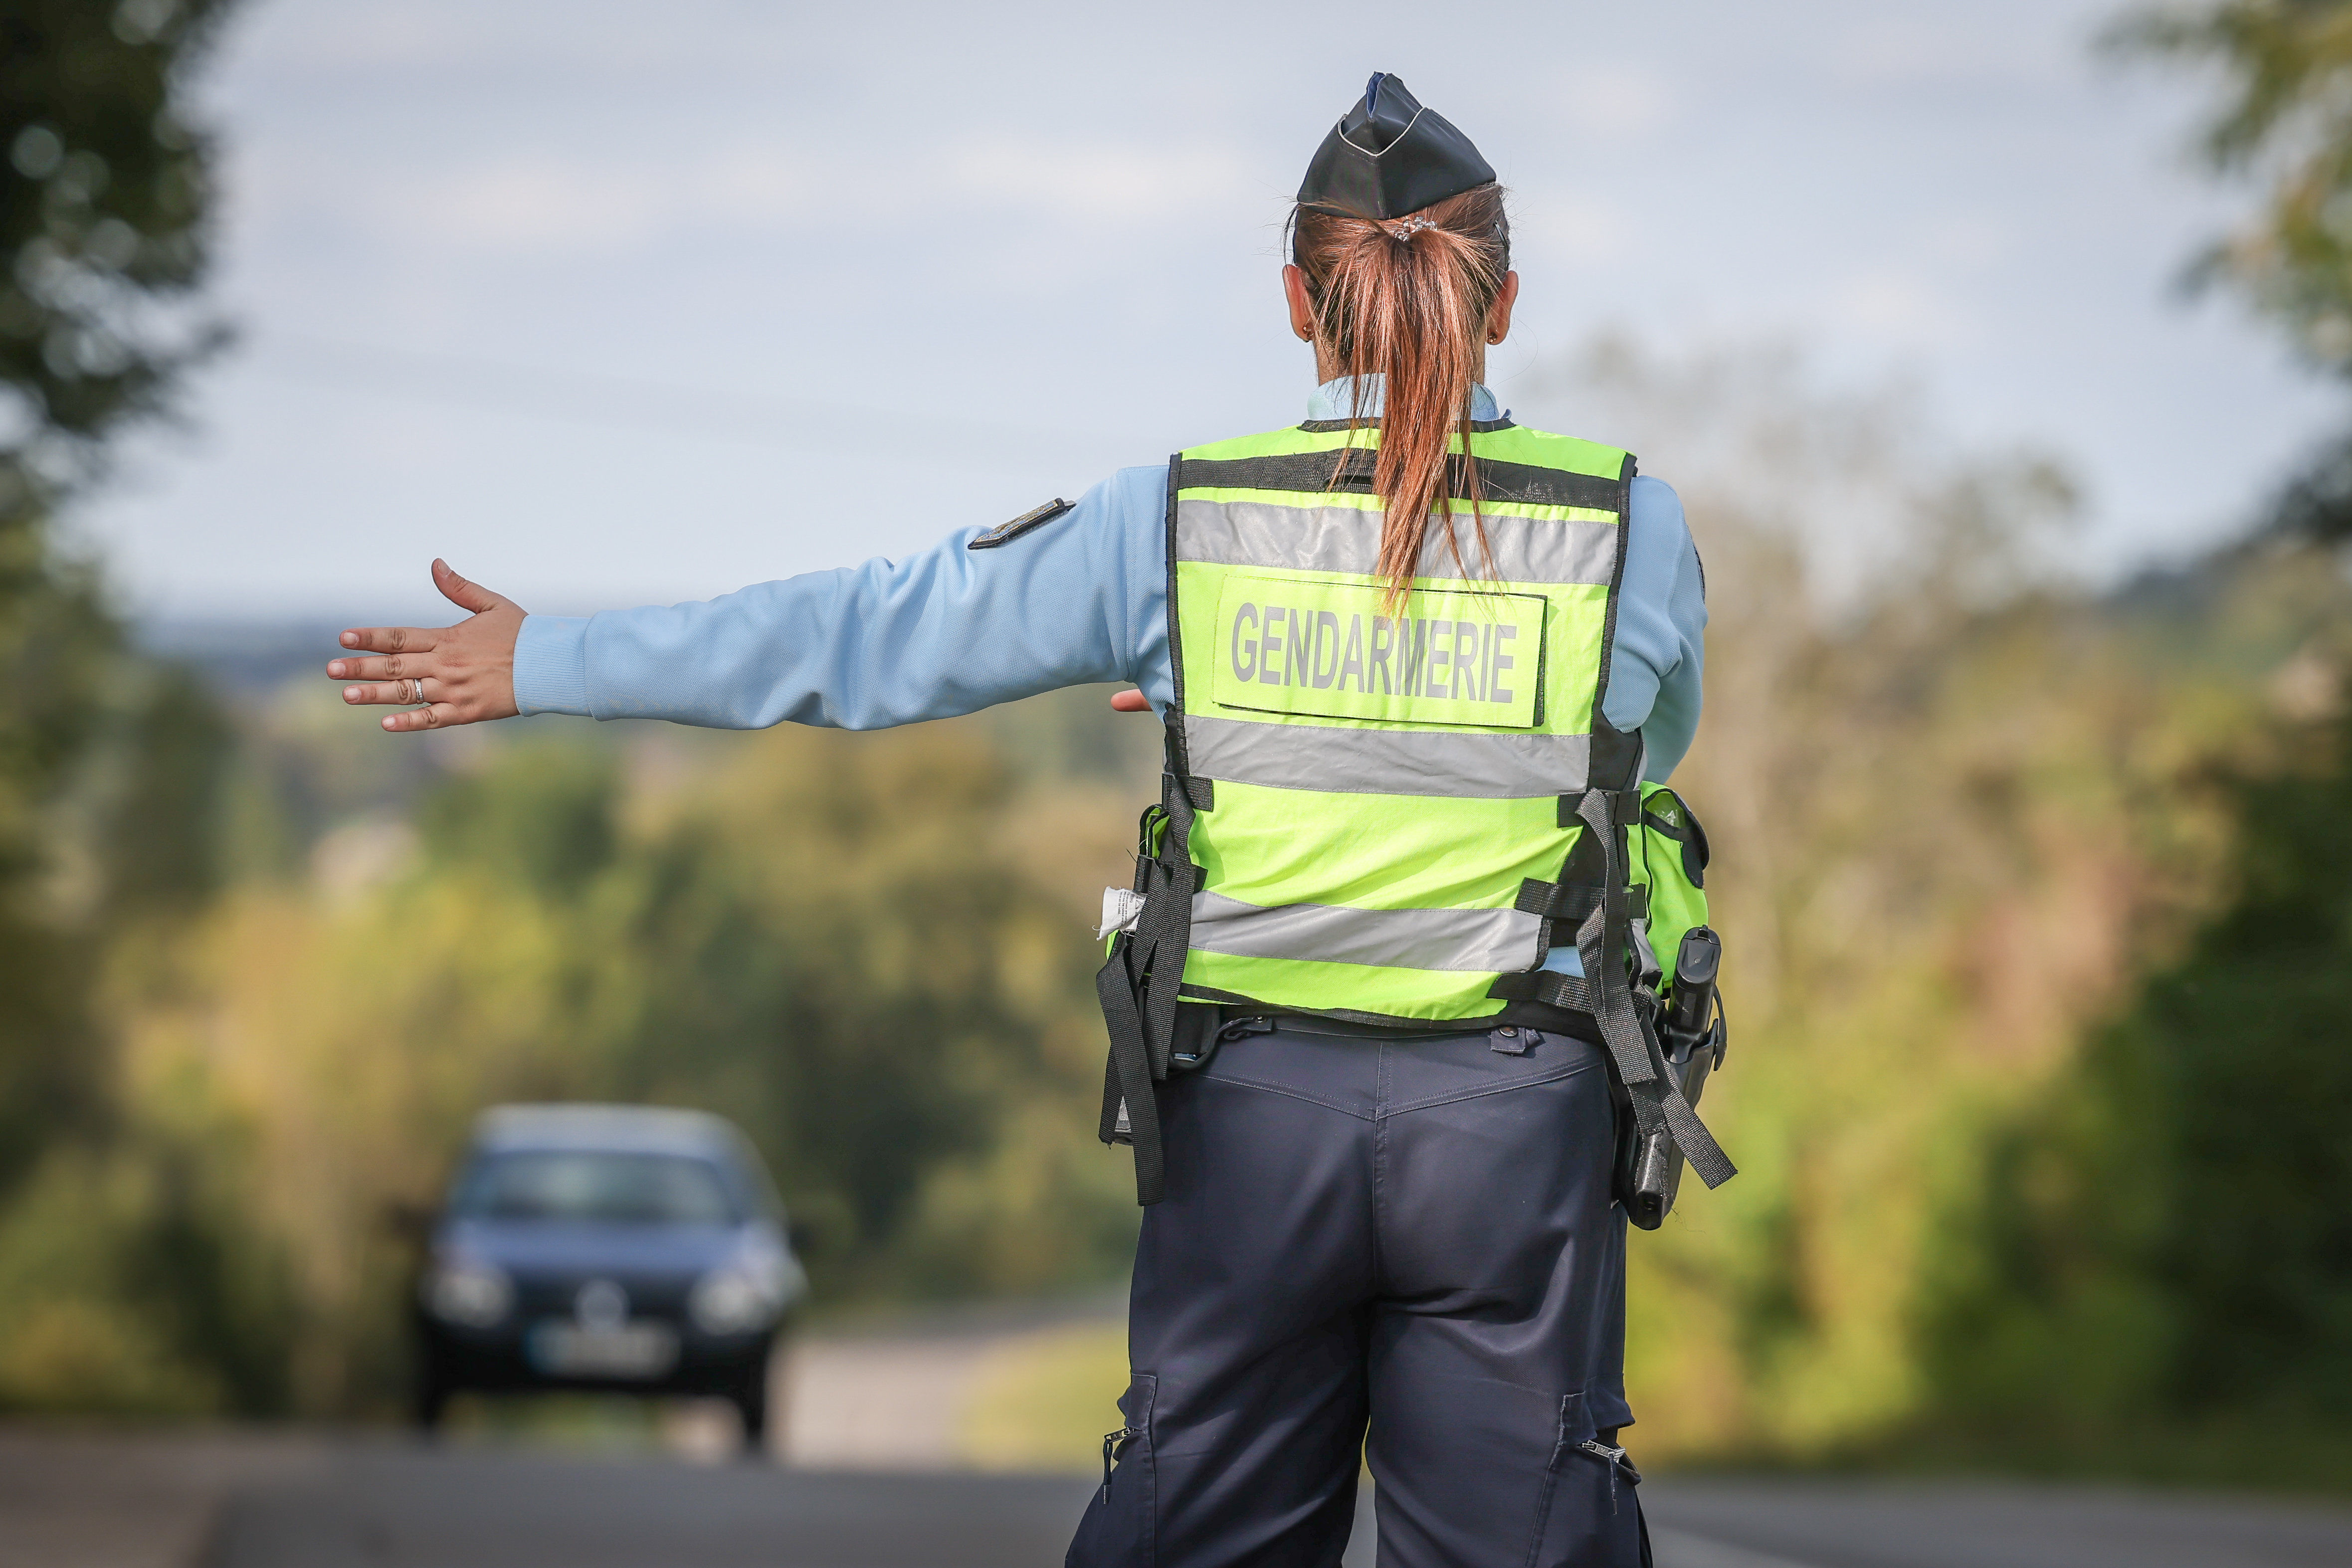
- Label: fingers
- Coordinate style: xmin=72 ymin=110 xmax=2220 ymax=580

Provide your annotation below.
xmin=1109 ymin=688 xmax=1153 ymax=713
xmin=340 ymin=679 xmax=431 ymax=707
xmin=337 ymin=625 xmax=437 ymax=657
xmin=326 ymin=652 xmax=431 ymax=682
xmin=433 ymin=558 xmax=511 ymax=616
xmin=335 ymin=563 xmax=510 ymax=660
xmin=342 ymin=679 xmax=455 ymax=732
xmin=378 ymin=703 xmax=449 ymax=733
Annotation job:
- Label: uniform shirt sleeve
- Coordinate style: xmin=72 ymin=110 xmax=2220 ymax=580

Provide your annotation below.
xmin=1599 ymin=475 xmax=1706 ymax=783
xmin=512 ymin=465 xmax=1169 ymax=729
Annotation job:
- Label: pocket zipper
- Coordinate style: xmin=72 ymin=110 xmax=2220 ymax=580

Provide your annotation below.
xmin=1575 ymin=1437 xmax=1642 ymax=1512
xmin=1100 ymin=1424 xmax=1140 ymax=1501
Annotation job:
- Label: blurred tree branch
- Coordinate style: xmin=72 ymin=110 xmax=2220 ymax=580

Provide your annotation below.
xmin=2115 ymin=1 xmax=2352 ymax=538
xmin=0 ymin=0 xmax=233 ymax=526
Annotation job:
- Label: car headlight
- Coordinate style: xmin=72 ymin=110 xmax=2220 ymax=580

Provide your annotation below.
xmin=423 ymin=1258 xmax=513 ymax=1328
xmin=689 ymin=1258 xmax=791 ymax=1335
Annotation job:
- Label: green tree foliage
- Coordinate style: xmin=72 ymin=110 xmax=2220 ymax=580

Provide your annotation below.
xmin=95 ymin=664 xmax=232 ymax=918
xmin=0 ymin=0 xmax=236 ymax=1055
xmin=0 ymin=0 xmax=237 ymax=1148
xmin=0 ymin=0 xmax=251 ymax=1408
xmin=1906 ymin=5 xmax=2352 ymax=1475
xmin=1920 ymin=695 xmax=2352 ymax=1472
xmin=2120 ymin=1 xmax=2352 ymax=363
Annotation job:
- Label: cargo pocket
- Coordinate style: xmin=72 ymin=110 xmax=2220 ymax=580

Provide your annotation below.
xmin=1065 ymin=1373 xmax=1158 ymax=1568
xmin=1526 ymin=1393 xmax=1645 ymax=1568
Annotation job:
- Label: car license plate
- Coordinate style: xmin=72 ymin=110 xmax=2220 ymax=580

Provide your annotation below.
xmin=527 ymin=1321 xmax=679 ymax=1380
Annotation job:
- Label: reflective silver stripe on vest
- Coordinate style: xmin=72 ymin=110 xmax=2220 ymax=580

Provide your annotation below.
xmin=1176 ymin=498 xmax=1617 ymax=586
xmin=1184 ymin=714 xmax=1591 ymax=799
xmin=1188 ymin=890 xmax=1545 ymax=973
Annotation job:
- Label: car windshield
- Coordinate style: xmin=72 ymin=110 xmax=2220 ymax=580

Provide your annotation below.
xmin=452 ymin=1151 xmax=737 ymax=1225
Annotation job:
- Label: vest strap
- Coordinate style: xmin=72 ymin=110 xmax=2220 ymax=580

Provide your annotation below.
xmin=1516 ymin=878 xmax=1648 ymax=926
xmin=1559 ymin=787 xmax=1644 ymax=831
xmin=1487 ymin=968 xmax=1599 ymax=1014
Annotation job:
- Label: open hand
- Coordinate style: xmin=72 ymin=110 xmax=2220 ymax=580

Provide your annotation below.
xmin=328 ymin=560 xmax=525 ymax=732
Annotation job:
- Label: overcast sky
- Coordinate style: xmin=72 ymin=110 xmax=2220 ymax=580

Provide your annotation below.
xmin=78 ymin=0 xmax=2343 ymax=623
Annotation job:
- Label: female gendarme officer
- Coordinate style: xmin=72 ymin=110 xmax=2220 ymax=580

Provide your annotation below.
xmin=329 ymin=75 xmax=1711 ymax=1568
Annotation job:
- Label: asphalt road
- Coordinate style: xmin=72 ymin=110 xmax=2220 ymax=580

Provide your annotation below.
xmin=177 ymin=1447 xmax=2352 ymax=1568
xmin=196 ymin=1450 xmax=1096 ymax=1568
xmin=8 ymin=1426 xmax=2350 ymax=1568
xmin=1634 ymin=1478 xmax=2352 ymax=1568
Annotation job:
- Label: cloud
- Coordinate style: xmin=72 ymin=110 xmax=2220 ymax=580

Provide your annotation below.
xmin=232 ymin=138 xmax=834 ymax=258
xmin=236 ymin=127 xmax=1265 ymax=263
xmin=236 ymin=4 xmax=508 ymax=72
xmin=942 ymin=138 xmax=1257 ymax=224
xmin=1551 ymin=67 xmax=1678 ymax=137
xmin=236 ymin=0 xmax=808 ymax=76
xmin=1917 ymin=213 xmax=2013 ymax=272
xmin=1823 ymin=14 xmax=2073 ymax=88
xmin=414 ymin=156 xmax=681 ymax=251
xmin=1832 ymin=268 xmax=1975 ymax=351
xmin=1514 ymin=193 xmax=1642 ymax=267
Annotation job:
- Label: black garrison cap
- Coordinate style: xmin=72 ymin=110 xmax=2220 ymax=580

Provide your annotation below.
xmin=1297 ymin=72 xmax=1496 ymax=221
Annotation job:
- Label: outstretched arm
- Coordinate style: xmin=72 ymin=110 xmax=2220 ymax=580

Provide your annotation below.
xmin=329 ymin=467 xmax=1166 ymax=733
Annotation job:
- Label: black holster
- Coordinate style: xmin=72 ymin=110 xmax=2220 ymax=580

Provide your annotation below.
xmin=1610 ymin=993 xmax=1728 ymax=1228
xmin=1095 ymin=764 xmax=1206 ymax=1205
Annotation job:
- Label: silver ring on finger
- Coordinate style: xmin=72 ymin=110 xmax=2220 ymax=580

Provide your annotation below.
xmin=407 ymin=678 xmax=427 ymax=706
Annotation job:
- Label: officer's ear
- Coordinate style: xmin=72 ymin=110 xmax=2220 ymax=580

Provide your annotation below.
xmin=1283 ymin=264 xmax=1317 ymax=344
xmin=1486 ymin=271 xmax=1519 ymax=347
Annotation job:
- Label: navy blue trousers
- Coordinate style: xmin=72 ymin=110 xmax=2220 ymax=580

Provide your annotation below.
xmin=1066 ymin=1021 xmax=1645 ymax=1568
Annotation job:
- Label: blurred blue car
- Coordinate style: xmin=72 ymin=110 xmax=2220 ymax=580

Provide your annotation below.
xmin=412 ymin=1104 xmax=806 ymax=1447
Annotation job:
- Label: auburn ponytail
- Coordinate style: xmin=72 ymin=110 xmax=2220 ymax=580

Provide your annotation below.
xmin=1289 ymin=185 xmax=1511 ymax=605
